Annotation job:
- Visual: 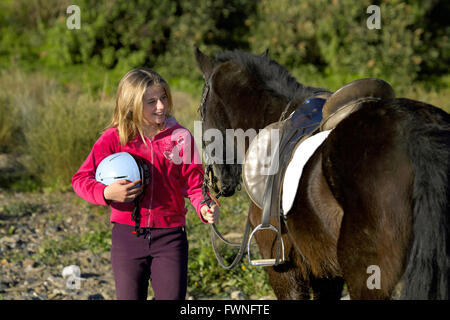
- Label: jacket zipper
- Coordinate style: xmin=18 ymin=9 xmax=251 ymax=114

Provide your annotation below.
xmin=146 ymin=137 xmax=155 ymax=228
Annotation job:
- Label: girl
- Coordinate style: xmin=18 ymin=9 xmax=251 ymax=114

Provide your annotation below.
xmin=72 ymin=68 xmax=219 ymax=300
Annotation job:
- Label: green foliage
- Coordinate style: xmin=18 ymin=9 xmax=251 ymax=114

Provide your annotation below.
xmin=249 ymin=0 xmax=449 ymax=88
xmin=1 ymin=0 xmax=447 ymax=90
xmin=42 ymin=0 xmax=177 ymax=69
xmin=0 ymin=0 xmax=71 ymax=68
xmin=154 ymin=0 xmax=256 ymax=81
xmin=0 ymin=0 xmax=256 ymax=84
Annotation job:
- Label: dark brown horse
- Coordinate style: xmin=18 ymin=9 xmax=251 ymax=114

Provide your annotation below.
xmin=194 ymin=47 xmax=450 ymax=300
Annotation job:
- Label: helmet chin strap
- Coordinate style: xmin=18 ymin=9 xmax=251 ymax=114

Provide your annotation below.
xmin=130 ymin=155 xmax=150 ymax=237
xmin=131 ymin=196 xmax=142 ymax=236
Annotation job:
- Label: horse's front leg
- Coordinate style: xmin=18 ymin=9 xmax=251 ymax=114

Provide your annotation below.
xmin=248 ymin=202 xmax=311 ymax=300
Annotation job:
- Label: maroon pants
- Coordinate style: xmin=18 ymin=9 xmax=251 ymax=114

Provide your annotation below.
xmin=110 ymin=223 xmax=188 ymax=300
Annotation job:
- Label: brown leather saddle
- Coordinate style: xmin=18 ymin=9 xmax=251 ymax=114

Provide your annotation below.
xmin=321 ymin=78 xmax=395 ymax=130
xmin=245 ymin=78 xmax=395 ymax=266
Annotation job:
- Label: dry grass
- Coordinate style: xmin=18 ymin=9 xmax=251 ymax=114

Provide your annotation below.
xmin=402 ymin=85 xmax=450 ymax=113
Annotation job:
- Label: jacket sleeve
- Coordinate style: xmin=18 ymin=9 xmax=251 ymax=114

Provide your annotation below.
xmin=179 ymin=130 xmax=209 ymax=224
xmin=72 ymin=129 xmax=119 ymax=206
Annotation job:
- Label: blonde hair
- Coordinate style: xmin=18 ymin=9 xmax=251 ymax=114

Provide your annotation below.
xmin=106 ymin=68 xmax=173 ymax=146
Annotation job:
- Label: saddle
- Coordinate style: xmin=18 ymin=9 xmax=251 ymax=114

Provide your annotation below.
xmin=243 ymin=78 xmax=394 ymax=266
xmin=321 ymin=78 xmax=395 ymax=130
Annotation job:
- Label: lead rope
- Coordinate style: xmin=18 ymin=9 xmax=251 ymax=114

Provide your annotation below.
xmin=211 ymin=218 xmax=251 ymax=270
xmin=202 ymin=176 xmax=252 ymax=269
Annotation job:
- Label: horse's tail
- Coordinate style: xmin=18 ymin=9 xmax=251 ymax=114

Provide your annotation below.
xmin=402 ymin=100 xmax=450 ymax=300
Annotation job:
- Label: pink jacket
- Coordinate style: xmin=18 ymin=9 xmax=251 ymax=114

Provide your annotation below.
xmin=72 ymin=117 xmax=209 ymax=228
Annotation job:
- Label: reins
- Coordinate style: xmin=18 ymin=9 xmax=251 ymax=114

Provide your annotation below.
xmin=201 ymin=171 xmax=252 ymax=269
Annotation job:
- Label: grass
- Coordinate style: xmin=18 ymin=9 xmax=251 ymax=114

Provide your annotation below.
xmin=33 ymin=228 xmax=112 ymax=266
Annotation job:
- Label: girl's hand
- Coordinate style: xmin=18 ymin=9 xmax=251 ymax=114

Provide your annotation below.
xmin=201 ymin=204 xmax=220 ymax=224
xmin=103 ymin=179 xmax=143 ymax=203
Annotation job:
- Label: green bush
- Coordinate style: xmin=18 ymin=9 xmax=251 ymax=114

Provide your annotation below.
xmin=0 ymin=0 xmax=256 ymax=85
xmin=0 ymin=0 xmax=71 ymax=68
xmin=249 ymin=0 xmax=449 ymax=89
xmin=1 ymin=0 xmax=447 ymax=91
xmin=154 ymin=0 xmax=256 ymax=82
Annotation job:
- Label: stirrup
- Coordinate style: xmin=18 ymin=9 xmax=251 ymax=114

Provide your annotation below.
xmin=247 ymin=224 xmax=285 ymax=266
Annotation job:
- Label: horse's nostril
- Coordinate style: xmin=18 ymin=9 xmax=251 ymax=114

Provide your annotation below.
xmin=221 ymin=185 xmax=235 ymax=197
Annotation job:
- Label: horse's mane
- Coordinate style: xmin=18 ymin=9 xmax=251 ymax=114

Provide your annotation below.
xmin=214 ymin=50 xmax=327 ymax=103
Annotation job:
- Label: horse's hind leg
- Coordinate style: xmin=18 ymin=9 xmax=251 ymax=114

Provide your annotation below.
xmin=324 ymin=105 xmax=414 ymax=299
xmin=336 ymin=192 xmax=413 ymax=300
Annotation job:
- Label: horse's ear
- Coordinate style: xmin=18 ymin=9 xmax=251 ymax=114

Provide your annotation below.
xmin=194 ymin=46 xmax=214 ymax=81
xmin=260 ymin=48 xmax=269 ymax=57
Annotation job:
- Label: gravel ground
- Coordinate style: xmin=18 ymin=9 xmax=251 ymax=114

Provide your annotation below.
xmin=0 ymin=191 xmax=117 ymax=300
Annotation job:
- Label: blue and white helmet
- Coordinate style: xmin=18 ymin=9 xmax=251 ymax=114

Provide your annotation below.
xmin=95 ymin=152 xmax=150 ymax=187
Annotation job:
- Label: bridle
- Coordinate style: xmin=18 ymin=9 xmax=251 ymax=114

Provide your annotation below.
xmin=199 ymin=82 xmax=218 ymax=192
xmin=199 ymin=77 xmax=252 ymax=269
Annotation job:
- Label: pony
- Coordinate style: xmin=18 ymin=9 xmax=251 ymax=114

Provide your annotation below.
xmin=194 ymin=47 xmax=450 ymax=300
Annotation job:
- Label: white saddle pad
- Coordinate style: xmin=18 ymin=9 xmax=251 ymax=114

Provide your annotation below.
xmin=282 ymin=130 xmax=332 ymax=215
xmin=242 ymin=122 xmax=281 ymax=209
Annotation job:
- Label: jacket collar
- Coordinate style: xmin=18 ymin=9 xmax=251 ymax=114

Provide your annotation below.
xmin=163 ymin=116 xmax=178 ymax=130
xmin=146 ymin=116 xmax=179 ymax=142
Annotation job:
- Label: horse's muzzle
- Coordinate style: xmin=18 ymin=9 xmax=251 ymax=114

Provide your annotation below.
xmin=219 ymin=184 xmax=235 ymax=197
